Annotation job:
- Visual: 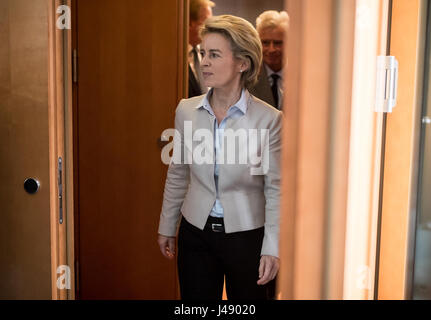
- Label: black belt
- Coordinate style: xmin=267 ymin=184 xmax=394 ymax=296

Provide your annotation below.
xmin=205 ymin=216 xmax=225 ymax=233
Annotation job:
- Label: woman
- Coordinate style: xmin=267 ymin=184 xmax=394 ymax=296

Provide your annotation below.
xmin=157 ymin=15 xmax=282 ymax=300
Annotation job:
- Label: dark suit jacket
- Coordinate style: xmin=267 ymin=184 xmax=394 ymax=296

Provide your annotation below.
xmin=249 ymin=66 xmax=277 ymax=109
xmin=188 ymin=64 xmax=202 ymax=98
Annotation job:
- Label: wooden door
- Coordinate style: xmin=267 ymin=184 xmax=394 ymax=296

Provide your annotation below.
xmin=0 ymin=0 xmax=52 ymax=299
xmin=73 ymin=0 xmax=186 ymax=299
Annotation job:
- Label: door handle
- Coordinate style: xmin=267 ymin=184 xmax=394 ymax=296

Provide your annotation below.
xmin=24 ymin=178 xmax=40 ymax=194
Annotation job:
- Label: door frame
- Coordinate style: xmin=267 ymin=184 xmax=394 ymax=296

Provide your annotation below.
xmin=47 ymin=0 xmax=74 ymax=300
xmin=376 ymin=0 xmax=428 ymax=299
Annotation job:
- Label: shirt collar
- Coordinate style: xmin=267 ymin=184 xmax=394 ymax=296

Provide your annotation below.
xmin=196 ymin=88 xmax=249 ymax=115
xmin=264 ymin=63 xmax=283 ymax=78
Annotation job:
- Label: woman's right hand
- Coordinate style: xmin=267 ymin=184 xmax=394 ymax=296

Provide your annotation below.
xmin=157 ymin=234 xmax=176 ymax=260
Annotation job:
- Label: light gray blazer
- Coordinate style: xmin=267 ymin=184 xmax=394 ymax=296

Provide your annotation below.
xmin=158 ymin=92 xmax=282 ymax=257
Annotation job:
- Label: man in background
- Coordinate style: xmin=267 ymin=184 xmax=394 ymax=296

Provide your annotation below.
xmin=250 ymin=10 xmax=289 ymax=110
xmin=188 ymin=0 xmax=215 ymax=98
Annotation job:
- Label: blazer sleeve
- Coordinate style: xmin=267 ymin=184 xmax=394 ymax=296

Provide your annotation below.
xmin=158 ymin=100 xmax=190 ymax=237
xmin=261 ymin=111 xmax=283 ymax=257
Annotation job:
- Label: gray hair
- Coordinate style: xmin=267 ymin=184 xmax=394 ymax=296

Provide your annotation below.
xmin=256 ymin=10 xmax=290 ymax=34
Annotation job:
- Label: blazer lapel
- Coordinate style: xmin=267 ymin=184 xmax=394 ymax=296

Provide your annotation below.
xmin=194 ymin=107 xmax=216 ymax=191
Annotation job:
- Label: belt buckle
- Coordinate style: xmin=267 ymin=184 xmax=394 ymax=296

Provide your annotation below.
xmin=211 ymin=223 xmax=223 ymax=232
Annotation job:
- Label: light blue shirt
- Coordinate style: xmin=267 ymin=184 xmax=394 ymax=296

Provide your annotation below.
xmin=198 ymin=88 xmax=250 ymax=218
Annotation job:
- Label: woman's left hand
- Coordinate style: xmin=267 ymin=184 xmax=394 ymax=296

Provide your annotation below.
xmin=257 ymin=255 xmax=280 ymax=285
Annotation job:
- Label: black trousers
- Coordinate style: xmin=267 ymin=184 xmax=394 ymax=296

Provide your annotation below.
xmin=177 ymin=216 xmax=275 ymax=300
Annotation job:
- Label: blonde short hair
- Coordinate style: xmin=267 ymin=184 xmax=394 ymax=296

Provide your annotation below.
xmin=190 ymin=0 xmax=215 ymax=22
xmin=256 ymin=10 xmax=290 ymax=34
xmin=200 ymin=15 xmax=263 ymax=89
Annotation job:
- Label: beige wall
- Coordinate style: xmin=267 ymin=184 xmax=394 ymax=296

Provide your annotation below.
xmin=279 ymin=0 xmax=356 ymax=299
xmin=279 ymin=0 xmax=395 ymax=300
